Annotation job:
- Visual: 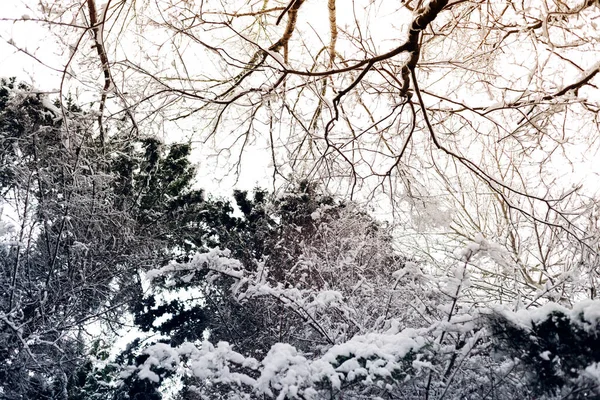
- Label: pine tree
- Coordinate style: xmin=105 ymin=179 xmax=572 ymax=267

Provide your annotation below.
xmin=0 ymin=79 xmax=220 ymax=399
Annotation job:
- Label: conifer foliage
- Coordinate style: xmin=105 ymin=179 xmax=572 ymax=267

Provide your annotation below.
xmin=0 ymin=79 xmax=214 ymax=399
xmin=1 ymin=79 xmax=600 ymax=399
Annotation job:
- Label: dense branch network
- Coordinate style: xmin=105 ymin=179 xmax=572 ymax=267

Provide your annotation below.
xmin=3 ymin=1 xmax=600 ymax=396
xmin=2 ymin=0 xmax=599 ymax=288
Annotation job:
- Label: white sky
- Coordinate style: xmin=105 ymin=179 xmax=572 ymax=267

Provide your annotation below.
xmin=0 ymin=1 xmax=272 ymax=196
xmin=0 ymin=2 xmax=62 ymax=89
xmin=1 ymin=0 xmax=599 ymax=221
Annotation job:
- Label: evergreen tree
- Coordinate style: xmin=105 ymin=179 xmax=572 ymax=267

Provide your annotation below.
xmin=125 ymin=180 xmax=408 ymax=397
xmin=488 ymin=304 xmax=600 ymax=398
xmin=0 ymin=79 xmax=220 ymax=399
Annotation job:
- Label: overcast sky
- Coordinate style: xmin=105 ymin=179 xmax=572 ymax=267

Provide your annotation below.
xmin=0 ymin=1 xmax=276 ymax=197
xmin=2 ymin=0 xmax=600 ymax=203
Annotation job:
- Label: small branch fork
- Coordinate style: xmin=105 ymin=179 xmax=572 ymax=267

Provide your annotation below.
xmin=222 ymin=0 xmax=448 ymax=103
xmin=86 ymin=0 xmax=112 ymax=148
xmin=410 ymin=68 xmax=595 ymax=253
xmin=317 ymin=0 xmax=448 ymax=196
xmin=84 ymin=0 xmax=139 ymax=146
xmin=322 ymin=0 xmax=445 ymax=124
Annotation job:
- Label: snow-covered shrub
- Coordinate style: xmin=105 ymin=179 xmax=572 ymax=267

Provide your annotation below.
xmin=488 ymin=300 xmax=600 ymax=398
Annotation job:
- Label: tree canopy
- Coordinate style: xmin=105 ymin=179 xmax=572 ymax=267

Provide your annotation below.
xmin=1 ymin=0 xmax=600 ymax=398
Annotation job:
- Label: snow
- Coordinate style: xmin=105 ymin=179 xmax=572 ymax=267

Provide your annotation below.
xmin=141 ymin=342 xmax=181 ymax=371
xmin=118 ymin=366 xmax=137 ymax=379
xmin=41 ymin=97 xmax=62 ymax=121
xmin=313 ymin=290 xmax=343 ymax=308
xmin=132 ymin=323 xmax=429 ymax=398
xmin=493 ymin=300 xmax=600 ymax=331
xmin=391 ymin=269 xmax=407 ymax=279
xmin=571 ymin=299 xmax=600 ymax=330
xmin=137 ymin=367 xmax=160 ymax=383
xmin=583 ymin=362 xmax=600 ymax=384
xmin=180 ymin=272 xmax=195 ymax=283
xmin=255 ymin=343 xmax=312 ymax=399
xmin=456 ymin=233 xmax=493 ymax=260
xmin=145 ymin=248 xmax=243 ymax=281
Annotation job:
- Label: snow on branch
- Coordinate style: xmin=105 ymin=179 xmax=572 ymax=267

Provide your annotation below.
xmin=132 ymin=323 xmax=430 ymax=398
xmin=145 ymin=248 xmax=244 ymax=282
xmin=492 ymin=299 xmax=600 ymax=332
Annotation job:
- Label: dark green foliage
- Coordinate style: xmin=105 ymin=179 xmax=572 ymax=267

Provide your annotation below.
xmin=110 ymin=356 xmax=164 ymax=400
xmin=0 ymin=78 xmax=61 ymax=194
xmin=108 ymin=339 xmax=177 ymax=400
xmin=111 ymin=136 xmax=239 ymax=259
xmin=274 ymin=179 xmax=336 ymax=227
xmin=332 ymin=349 xmax=422 ymax=386
xmin=118 ymin=181 xmax=353 ymax=396
xmin=112 ymin=377 xmax=163 ymax=400
xmin=489 ymin=309 xmax=600 ymax=398
xmin=133 ymin=294 xmax=209 ymax=345
xmin=0 ymin=79 xmax=222 ymax=399
xmin=67 ymin=340 xmax=117 ymax=400
xmin=225 ymin=188 xmax=274 ymax=267
xmin=220 ymin=181 xmax=342 ymax=276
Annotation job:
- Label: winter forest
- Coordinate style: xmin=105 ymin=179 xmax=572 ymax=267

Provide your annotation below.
xmin=1 ymin=0 xmax=600 ymax=398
